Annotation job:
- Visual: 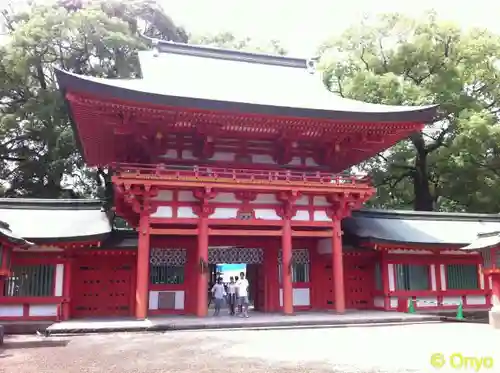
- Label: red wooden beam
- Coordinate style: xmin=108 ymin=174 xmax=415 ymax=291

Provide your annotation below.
xmin=149 ymin=228 xmax=199 ymax=236
xmin=292 ymin=230 xmax=333 ymax=237
xmin=208 ymin=229 xmax=282 ymax=236
xmin=113 ymin=178 xmax=373 ymax=194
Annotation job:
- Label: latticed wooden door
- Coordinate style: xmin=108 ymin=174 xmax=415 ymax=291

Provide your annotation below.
xmin=72 ymin=257 xmax=134 ymax=318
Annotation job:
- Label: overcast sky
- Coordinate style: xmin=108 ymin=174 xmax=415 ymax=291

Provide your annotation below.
xmin=162 ymin=0 xmax=500 ymax=56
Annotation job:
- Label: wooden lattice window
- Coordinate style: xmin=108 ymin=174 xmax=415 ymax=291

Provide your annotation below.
xmin=278 ymin=249 xmax=310 ymax=283
xmin=446 ymin=264 xmax=479 ymax=290
xmin=394 ymin=264 xmax=430 ymax=291
xmin=150 ymin=264 xmax=185 ymax=285
xmin=150 ymin=248 xmax=186 ymax=285
xmin=4 ymin=264 xmax=55 ymax=297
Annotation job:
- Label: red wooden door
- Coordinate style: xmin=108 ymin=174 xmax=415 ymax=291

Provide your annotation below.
xmin=71 ymin=256 xmax=135 ymax=318
xmin=344 ymin=253 xmax=376 ymax=309
xmin=318 ymin=252 xmax=376 ymax=310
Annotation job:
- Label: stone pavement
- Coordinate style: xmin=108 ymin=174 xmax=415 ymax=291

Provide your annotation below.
xmin=46 ymin=310 xmax=441 ymax=335
xmin=2 ymin=322 xmax=499 ymax=373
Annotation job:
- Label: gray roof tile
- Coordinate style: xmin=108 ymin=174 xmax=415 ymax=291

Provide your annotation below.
xmin=345 ymin=209 xmax=500 ymax=245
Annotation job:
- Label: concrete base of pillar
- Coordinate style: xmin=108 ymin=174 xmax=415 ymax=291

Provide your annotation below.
xmin=488 ymin=306 xmax=500 ymax=329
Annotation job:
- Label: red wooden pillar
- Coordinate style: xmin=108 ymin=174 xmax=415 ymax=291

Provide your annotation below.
xmin=282 ymin=218 xmax=293 ymax=315
xmin=195 ymin=217 xmax=209 ymax=317
xmin=0 ymin=244 xmax=11 ymax=295
xmin=135 ymin=214 xmax=151 ymax=319
xmin=331 ymin=218 xmax=345 ymax=313
xmin=264 ymin=244 xmax=279 ymax=312
xmin=380 ymin=250 xmax=390 ymax=310
xmin=489 ymin=273 xmax=500 ymax=328
xmin=491 ymin=273 xmax=500 ymax=306
xmin=62 ymin=255 xmax=73 ymax=320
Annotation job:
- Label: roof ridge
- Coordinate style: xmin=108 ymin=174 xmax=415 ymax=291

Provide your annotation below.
xmin=355 ymin=208 xmax=500 ymax=220
xmin=141 ymin=35 xmax=311 ymax=69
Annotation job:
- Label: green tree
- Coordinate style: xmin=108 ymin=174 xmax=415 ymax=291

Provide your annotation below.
xmin=0 ymin=0 xmax=185 ymax=198
xmin=319 ymin=12 xmax=500 ymax=212
xmin=190 ymin=31 xmax=287 ymax=55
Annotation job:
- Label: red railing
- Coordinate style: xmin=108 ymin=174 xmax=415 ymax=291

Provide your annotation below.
xmin=112 ymin=163 xmax=372 ymax=187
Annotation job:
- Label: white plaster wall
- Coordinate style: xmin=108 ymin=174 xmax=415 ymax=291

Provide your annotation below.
xmin=0 ymin=305 xmax=23 ymax=317
xmin=211 ymin=192 xmax=239 ymax=203
xmin=387 ymin=264 xmax=396 ymax=291
xmin=466 ymin=295 xmax=487 ymax=305
xmin=415 ymin=296 xmax=438 ymax=307
xmin=440 ymin=264 xmax=447 ymax=290
xmin=177 ymin=206 xmax=197 ymax=218
xmin=160 ymin=149 xmax=177 ymax=159
xmin=181 ymin=150 xmax=196 ymax=160
xmin=374 ymin=297 xmax=385 ymax=308
xmin=210 ymin=152 xmax=235 ymax=161
xmin=153 ymin=190 xmax=174 ymax=201
xmin=251 ymin=154 xmax=275 ymax=164
xmin=211 ymin=208 xmax=238 ymax=219
xmin=313 ymin=196 xmax=329 ymax=206
xmin=430 ymin=264 xmax=437 ymax=291
xmin=313 ymin=211 xmax=330 ymax=221
xmin=151 ymin=206 xmax=173 ymax=218
xmin=254 ymin=209 xmax=281 ymax=220
xmin=442 ymin=296 xmax=463 ymax=306
xmin=178 ymin=191 xmax=196 ymax=202
xmin=251 ymin=194 xmax=279 ymax=204
xmin=294 ymin=195 xmax=309 ymax=206
xmin=292 ymin=210 xmax=309 ymax=221
xmin=279 ymin=288 xmax=310 ymax=307
xmin=390 ymin=297 xmax=398 ymax=308
xmin=55 ymin=263 xmax=64 ymax=297
xmin=149 ymin=290 xmax=185 ymax=310
xmin=305 ymin=157 xmax=319 ymax=166
xmin=29 ymin=304 xmax=58 ymax=317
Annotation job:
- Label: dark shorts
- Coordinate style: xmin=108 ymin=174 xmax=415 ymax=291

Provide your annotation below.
xmin=239 ymin=296 xmax=249 ymax=305
xmin=214 ymin=298 xmax=224 ymax=308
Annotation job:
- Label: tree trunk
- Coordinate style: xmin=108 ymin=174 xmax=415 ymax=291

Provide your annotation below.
xmin=412 ymin=139 xmax=434 ymax=211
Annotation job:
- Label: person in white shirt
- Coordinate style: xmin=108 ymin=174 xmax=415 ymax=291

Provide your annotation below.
xmin=211 ymin=277 xmax=226 ymax=316
xmin=226 ymin=276 xmax=237 ymax=315
xmin=236 ymin=272 xmax=250 ymax=318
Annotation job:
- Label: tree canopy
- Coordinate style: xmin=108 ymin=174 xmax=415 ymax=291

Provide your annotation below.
xmin=319 ymin=12 xmax=500 ymax=212
xmin=0 ymin=1 xmax=287 ymax=199
xmin=1 ymin=5 xmax=499 ymax=214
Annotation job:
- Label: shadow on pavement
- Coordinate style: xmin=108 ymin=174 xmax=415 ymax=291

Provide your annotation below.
xmin=1 ymin=339 xmax=69 ymax=350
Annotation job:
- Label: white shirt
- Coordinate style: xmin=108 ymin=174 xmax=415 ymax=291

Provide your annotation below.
xmin=211 ymin=283 xmax=226 ymax=299
xmin=236 ymin=278 xmax=249 ymax=297
xmin=227 ymin=283 xmax=236 ymax=295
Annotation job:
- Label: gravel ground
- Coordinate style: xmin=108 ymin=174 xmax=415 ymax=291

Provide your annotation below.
xmin=1 ymin=323 xmax=499 ymax=373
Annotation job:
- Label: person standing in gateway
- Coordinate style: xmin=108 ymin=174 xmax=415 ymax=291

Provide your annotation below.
xmin=236 ymin=271 xmax=250 ymax=318
xmin=211 ymin=277 xmax=226 ymax=316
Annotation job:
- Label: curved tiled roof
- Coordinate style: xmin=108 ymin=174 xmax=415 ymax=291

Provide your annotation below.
xmin=343 ymin=209 xmax=500 ymax=246
xmin=0 ymin=199 xmax=111 ymax=242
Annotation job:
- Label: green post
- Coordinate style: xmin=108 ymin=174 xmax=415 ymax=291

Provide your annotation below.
xmin=456 ymin=302 xmax=464 ymax=320
xmin=407 ymin=298 xmax=416 ymax=314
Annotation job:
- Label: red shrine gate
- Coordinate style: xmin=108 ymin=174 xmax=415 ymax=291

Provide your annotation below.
xmin=54 ymin=38 xmax=438 ymax=319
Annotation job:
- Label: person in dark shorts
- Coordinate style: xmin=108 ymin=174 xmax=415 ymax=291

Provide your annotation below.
xmin=211 ymin=277 xmax=226 ymax=316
